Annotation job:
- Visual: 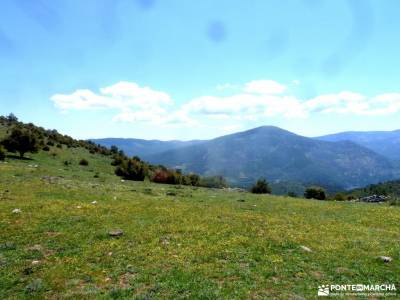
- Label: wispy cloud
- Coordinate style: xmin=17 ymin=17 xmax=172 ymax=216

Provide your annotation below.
xmin=51 ymin=80 xmax=400 ymax=126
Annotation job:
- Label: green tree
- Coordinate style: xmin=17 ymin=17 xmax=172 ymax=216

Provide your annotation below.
xmin=251 ymin=178 xmax=272 ymax=194
xmin=304 ymin=186 xmax=326 ymax=200
xmin=0 ymin=145 xmax=6 ymax=161
xmin=1 ymin=127 xmax=39 ymax=158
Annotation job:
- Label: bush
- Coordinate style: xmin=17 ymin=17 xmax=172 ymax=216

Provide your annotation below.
xmin=334 ymin=193 xmax=346 ymax=201
xmin=79 ymin=159 xmax=89 ymax=166
xmin=115 ymin=159 xmax=148 ymax=181
xmin=0 ymin=145 xmax=6 ymax=161
xmin=42 ymin=145 xmax=50 ymax=151
xmin=304 ymin=186 xmax=326 ymax=200
xmin=251 ymin=178 xmax=271 ymax=194
xmin=198 ymin=176 xmax=227 ymax=189
xmin=287 ymin=191 xmax=297 ymax=198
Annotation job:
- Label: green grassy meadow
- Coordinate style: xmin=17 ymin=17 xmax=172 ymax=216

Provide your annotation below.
xmin=0 ymin=145 xmax=399 ymax=299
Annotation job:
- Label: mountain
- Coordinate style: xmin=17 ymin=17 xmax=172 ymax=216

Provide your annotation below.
xmin=316 ymin=130 xmax=400 ymax=161
xmin=92 ymin=138 xmax=203 ymax=158
xmin=145 ymin=126 xmax=398 ymax=190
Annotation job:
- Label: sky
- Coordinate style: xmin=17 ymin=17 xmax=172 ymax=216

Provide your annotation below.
xmin=1 ymin=0 xmax=400 ymax=140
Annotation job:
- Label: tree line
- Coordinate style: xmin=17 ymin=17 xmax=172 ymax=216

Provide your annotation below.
xmin=0 ymin=114 xmax=227 ymax=189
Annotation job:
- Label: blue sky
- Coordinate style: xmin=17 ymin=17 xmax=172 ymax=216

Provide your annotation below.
xmin=1 ymin=0 xmax=400 ymax=140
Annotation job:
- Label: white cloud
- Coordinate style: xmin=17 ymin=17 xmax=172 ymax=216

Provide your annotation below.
xmin=51 ymin=80 xmax=400 ymax=128
xmin=244 ymin=80 xmax=286 ymax=94
xmin=51 ymin=81 xmax=190 ymax=125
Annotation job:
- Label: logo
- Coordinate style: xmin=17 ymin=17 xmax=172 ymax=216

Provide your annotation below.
xmin=318 ymin=285 xmax=330 ymax=296
xmin=318 ymin=283 xmax=397 ymax=297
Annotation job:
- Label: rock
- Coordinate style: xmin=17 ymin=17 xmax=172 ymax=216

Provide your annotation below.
xmin=126 ymin=264 xmax=136 ymax=274
xmin=108 ymin=230 xmax=123 ymax=237
xmin=0 ymin=242 xmax=16 ymax=250
xmin=12 ymin=208 xmax=21 ymax=214
xmin=76 ymin=205 xmax=82 ymax=209
xmin=27 ymin=244 xmax=42 ymax=252
xmin=378 ymin=256 xmax=393 ymax=263
xmin=31 ymin=260 xmax=40 ymax=265
xmin=91 ymin=201 xmax=97 ymax=204
xmin=300 ymin=245 xmax=312 ymax=252
xmin=23 ymin=267 xmax=34 ymax=275
xmin=159 ymin=236 xmax=170 ymax=246
xmin=25 ymin=279 xmax=43 ymax=293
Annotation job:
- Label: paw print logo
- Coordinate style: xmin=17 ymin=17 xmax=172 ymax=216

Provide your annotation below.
xmin=318 ymin=285 xmax=330 ymax=296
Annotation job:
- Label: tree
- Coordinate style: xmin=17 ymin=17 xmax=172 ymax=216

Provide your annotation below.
xmin=1 ymin=127 xmax=39 ymax=158
xmin=6 ymin=113 xmax=18 ymax=124
xmin=304 ymin=186 xmax=326 ymax=200
xmin=251 ymin=178 xmax=272 ymax=194
xmin=188 ymin=173 xmax=200 ymax=186
xmin=0 ymin=145 xmax=6 ymax=161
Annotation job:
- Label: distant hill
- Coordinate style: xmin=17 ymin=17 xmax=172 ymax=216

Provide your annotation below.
xmin=145 ymin=126 xmax=398 ymax=191
xmin=92 ymin=138 xmax=204 ymax=158
xmin=316 ymin=130 xmax=400 ymax=161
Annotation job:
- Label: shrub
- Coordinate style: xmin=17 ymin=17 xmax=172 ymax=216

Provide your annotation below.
xmin=199 ymin=176 xmax=227 ymax=188
xmin=304 ymin=186 xmax=326 ymax=200
xmin=115 ymin=159 xmax=148 ymax=181
xmin=1 ymin=127 xmax=39 ymax=158
xmin=47 ymin=141 xmax=55 ymax=146
xmin=334 ymin=193 xmax=346 ymax=201
xmin=79 ymin=159 xmax=89 ymax=166
xmin=0 ymin=145 xmax=6 ymax=161
xmin=42 ymin=145 xmax=50 ymax=151
xmin=287 ymin=191 xmax=297 ymax=198
xmin=151 ymin=169 xmax=169 ymax=183
xmin=251 ymin=178 xmax=272 ymax=194
xmin=56 ymin=144 xmax=62 ymax=148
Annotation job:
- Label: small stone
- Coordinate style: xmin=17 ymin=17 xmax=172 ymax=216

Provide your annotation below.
xmin=121 ymin=180 xmax=125 ymax=183
xmin=27 ymin=244 xmax=42 ymax=252
xmin=12 ymin=208 xmax=21 ymax=214
xmin=108 ymin=252 xmax=113 ymax=256
xmin=76 ymin=205 xmax=82 ymax=209
xmin=91 ymin=201 xmax=97 ymax=204
xmin=25 ymin=279 xmax=43 ymax=293
xmin=31 ymin=260 xmax=40 ymax=265
xmin=0 ymin=242 xmax=16 ymax=250
xmin=159 ymin=236 xmax=170 ymax=246
xmin=23 ymin=267 xmax=34 ymax=275
xmin=108 ymin=230 xmax=123 ymax=237
xmin=300 ymin=245 xmax=312 ymax=252
xmin=378 ymin=256 xmax=392 ymax=263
